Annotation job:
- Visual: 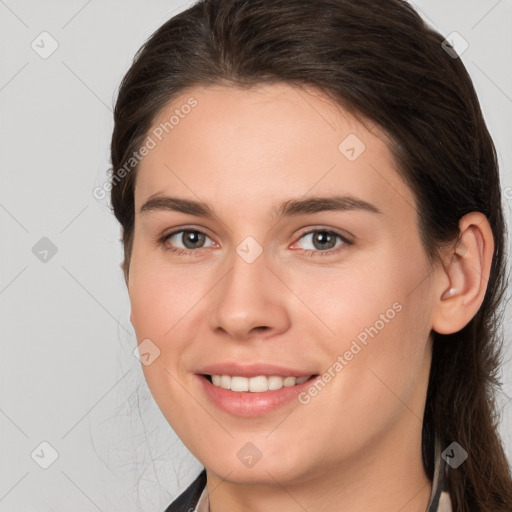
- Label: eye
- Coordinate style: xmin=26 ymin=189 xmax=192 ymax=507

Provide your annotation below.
xmin=159 ymin=227 xmax=352 ymax=257
xmin=159 ymin=229 xmax=216 ymax=255
xmin=292 ymin=229 xmax=352 ymax=257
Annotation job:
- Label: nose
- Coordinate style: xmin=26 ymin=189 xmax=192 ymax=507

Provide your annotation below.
xmin=208 ymin=248 xmax=291 ymax=341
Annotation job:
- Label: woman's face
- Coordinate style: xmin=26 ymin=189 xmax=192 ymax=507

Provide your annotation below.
xmin=128 ymin=83 xmax=438 ymax=486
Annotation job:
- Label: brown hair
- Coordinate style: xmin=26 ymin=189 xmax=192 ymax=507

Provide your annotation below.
xmin=109 ymin=0 xmax=512 ymax=509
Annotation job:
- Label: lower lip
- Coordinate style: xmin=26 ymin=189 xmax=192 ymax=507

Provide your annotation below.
xmin=197 ymin=375 xmax=318 ymax=417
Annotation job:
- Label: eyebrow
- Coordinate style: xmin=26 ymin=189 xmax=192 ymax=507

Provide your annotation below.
xmin=139 ymin=194 xmax=382 ymax=218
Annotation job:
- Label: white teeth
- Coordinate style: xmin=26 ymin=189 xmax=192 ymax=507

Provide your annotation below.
xmin=283 ymin=376 xmax=296 ymax=387
xmin=230 ymin=376 xmax=249 ymax=392
xmin=220 ymin=375 xmax=231 ymax=390
xmin=209 ymin=374 xmax=311 ymax=392
xmin=249 ymin=376 xmax=268 ymax=392
xmin=268 ymin=376 xmax=284 ymax=390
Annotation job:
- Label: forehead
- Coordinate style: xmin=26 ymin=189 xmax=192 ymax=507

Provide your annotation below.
xmin=134 ymin=83 xmax=417 ymax=220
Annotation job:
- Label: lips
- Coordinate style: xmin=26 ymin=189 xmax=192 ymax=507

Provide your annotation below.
xmin=196 ymin=363 xmax=319 ymax=417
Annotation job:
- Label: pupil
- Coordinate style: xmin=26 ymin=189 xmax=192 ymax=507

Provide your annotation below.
xmin=314 ymin=231 xmax=335 ymax=250
xmin=184 ymin=231 xmax=204 ymax=249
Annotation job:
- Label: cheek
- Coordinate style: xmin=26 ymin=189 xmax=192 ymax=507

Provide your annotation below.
xmin=128 ymin=246 xmax=208 ymax=339
xmin=289 ymin=248 xmax=429 ymax=353
xmin=127 ymin=254 xmax=204 ymax=434
xmin=127 ymin=249 xmax=195 ymax=399
xmin=298 ymin=242 xmax=433 ymax=405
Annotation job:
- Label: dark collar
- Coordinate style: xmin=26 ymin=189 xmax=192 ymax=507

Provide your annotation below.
xmin=163 ymin=469 xmax=207 ymax=512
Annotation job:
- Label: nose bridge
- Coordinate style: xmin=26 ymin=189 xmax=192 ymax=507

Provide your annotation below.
xmin=221 ymin=241 xmax=270 ymax=309
xmin=223 ymin=231 xmax=270 ymax=290
xmin=208 ymin=238 xmax=289 ymax=339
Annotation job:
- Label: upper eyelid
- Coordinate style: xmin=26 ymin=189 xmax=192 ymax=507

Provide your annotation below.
xmin=296 ymin=227 xmax=352 ymax=241
xmin=163 ymin=226 xmax=216 ymax=243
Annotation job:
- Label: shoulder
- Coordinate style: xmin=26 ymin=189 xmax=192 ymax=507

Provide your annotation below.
xmin=163 ymin=470 xmax=207 ymax=512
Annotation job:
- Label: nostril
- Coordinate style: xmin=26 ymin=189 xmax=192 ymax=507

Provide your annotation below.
xmin=252 ymin=326 xmax=270 ymax=333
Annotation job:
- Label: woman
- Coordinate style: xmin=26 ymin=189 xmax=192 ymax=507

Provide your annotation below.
xmin=109 ymin=0 xmax=512 ymax=510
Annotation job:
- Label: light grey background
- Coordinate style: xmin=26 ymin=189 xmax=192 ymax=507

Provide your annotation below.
xmin=0 ymin=1 xmax=511 ymax=511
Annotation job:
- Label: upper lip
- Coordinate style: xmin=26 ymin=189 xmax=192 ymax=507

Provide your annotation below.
xmin=197 ymin=363 xmax=316 ymax=378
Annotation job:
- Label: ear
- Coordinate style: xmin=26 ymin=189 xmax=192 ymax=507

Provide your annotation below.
xmin=431 ymin=212 xmax=494 ymax=335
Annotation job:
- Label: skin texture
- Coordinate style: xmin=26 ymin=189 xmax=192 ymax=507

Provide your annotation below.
xmin=127 ymin=83 xmax=494 ymax=512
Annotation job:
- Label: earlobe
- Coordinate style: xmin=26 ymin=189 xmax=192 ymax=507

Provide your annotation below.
xmin=431 ymin=212 xmax=494 ymax=335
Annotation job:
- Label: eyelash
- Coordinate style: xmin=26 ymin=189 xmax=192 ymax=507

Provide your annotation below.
xmin=158 ymin=228 xmax=353 ymax=258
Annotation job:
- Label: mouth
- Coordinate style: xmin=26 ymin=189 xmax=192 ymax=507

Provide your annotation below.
xmin=197 ymin=371 xmax=320 ymax=417
xmin=203 ymin=374 xmax=314 ymax=392
xmin=195 ymin=363 xmax=320 ymax=417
